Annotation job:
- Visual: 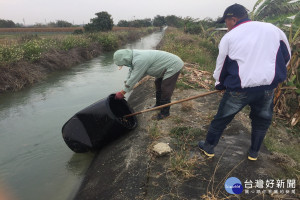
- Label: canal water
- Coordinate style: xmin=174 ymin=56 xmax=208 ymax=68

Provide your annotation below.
xmin=0 ymin=30 xmax=164 ymax=200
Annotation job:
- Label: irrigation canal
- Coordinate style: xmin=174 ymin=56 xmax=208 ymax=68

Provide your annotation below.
xmin=0 ymin=30 xmax=164 ymax=200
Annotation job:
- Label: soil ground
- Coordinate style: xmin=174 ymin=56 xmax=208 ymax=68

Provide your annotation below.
xmin=74 ymin=78 xmax=299 ymax=200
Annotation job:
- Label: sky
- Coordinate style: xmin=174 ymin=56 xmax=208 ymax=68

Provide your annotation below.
xmin=0 ymin=0 xmax=258 ymax=25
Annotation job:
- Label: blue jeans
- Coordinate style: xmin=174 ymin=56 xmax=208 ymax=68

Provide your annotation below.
xmin=205 ymin=89 xmax=274 ymax=154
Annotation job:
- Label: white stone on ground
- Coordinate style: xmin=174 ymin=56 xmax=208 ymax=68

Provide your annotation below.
xmin=153 ymin=142 xmax=172 ymax=156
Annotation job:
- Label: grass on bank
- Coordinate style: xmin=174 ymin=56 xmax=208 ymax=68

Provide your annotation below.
xmin=0 ymin=27 xmax=158 ymax=92
xmin=265 ymin=120 xmax=300 ymax=182
xmin=158 ymin=27 xmax=218 ymax=73
xmin=0 ymin=27 xmax=157 ymax=65
xmin=168 ymin=126 xmax=205 ymax=178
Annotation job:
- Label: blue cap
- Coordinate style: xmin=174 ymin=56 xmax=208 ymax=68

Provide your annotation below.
xmin=217 ymin=4 xmax=248 ymax=23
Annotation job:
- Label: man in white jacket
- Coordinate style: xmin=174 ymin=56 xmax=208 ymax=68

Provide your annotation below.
xmin=198 ymin=4 xmax=291 ymax=160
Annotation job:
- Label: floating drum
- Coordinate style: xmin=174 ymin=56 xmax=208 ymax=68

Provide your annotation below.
xmin=62 ymin=94 xmax=138 ymax=153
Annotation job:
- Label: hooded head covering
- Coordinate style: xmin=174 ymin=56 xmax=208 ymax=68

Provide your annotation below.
xmin=113 ymin=49 xmax=133 ymax=67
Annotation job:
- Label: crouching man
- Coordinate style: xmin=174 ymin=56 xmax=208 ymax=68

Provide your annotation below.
xmin=113 ymin=49 xmax=184 ymax=120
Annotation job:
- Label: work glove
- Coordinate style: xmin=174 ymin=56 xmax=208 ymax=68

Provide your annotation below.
xmin=115 ymin=91 xmax=125 ymax=100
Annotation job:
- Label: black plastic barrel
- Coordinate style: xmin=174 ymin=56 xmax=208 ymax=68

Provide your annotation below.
xmin=62 ymin=94 xmax=138 ymax=153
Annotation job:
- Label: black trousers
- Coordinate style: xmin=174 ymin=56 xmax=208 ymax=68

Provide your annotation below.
xmin=154 ymin=71 xmax=180 ymax=101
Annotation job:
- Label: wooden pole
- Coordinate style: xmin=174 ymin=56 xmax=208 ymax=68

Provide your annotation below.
xmin=123 ymin=90 xmax=220 ymax=118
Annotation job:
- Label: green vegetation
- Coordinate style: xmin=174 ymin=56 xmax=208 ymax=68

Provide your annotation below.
xmin=0 ymin=27 xmax=157 ymax=65
xmin=59 ymin=35 xmax=90 ymax=51
xmin=117 ymin=18 xmax=152 ymax=28
xmin=117 ymin=15 xmax=184 ymax=28
xmin=164 ymin=15 xmax=184 ymax=28
xmin=89 ymin=32 xmax=119 ymax=51
xmin=170 ymin=126 xmax=204 ymax=148
xmin=0 ymin=37 xmax=55 ymax=63
xmin=148 ymin=122 xmax=160 ymax=140
xmin=153 ymin=15 xmax=166 ymax=27
xmin=0 ymin=18 xmax=77 ymax=28
xmin=0 ymin=27 xmax=158 ymax=92
xmin=0 ymin=19 xmax=17 ymax=28
xmin=265 ymin=122 xmax=300 ymax=182
xmin=48 ymin=20 xmax=73 ymax=27
xmin=168 ymin=127 xmax=205 ymax=178
xmin=158 ymin=27 xmax=219 ymax=73
xmin=252 ymin=0 xmax=300 ymax=23
xmin=84 ymin=11 xmax=114 ymax=32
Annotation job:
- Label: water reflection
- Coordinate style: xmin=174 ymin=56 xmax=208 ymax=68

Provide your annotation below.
xmin=98 ymin=52 xmax=115 ymax=66
xmin=126 ymin=31 xmax=163 ymax=49
xmin=66 ymin=152 xmax=95 ymax=176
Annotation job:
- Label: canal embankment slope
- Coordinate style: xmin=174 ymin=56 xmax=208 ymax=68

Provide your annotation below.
xmin=0 ymin=28 xmax=158 ymax=93
xmin=74 ymin=74 xmax=298 ymax=200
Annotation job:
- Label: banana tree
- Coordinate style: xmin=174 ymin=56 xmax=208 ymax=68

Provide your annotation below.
xmin=274 ymin=11 xmax=300 ymax=126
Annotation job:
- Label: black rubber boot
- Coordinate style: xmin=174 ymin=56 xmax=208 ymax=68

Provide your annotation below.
xmin=156 ymin=99 xmax=170 ymax=120
xmin=153 ymin=91 xmax=162 ymax=108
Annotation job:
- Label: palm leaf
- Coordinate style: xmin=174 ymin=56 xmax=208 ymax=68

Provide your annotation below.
xmin=292 ymin=27 xmax=300 ymax=42
xmin=251 ymin=0 xmax=266 ymax=18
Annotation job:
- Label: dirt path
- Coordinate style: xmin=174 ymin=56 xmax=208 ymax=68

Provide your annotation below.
xmin=74 ymin=78 xmax=298 ymax=200
xmin=135 ymin=80 xmax=296 ymax=200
